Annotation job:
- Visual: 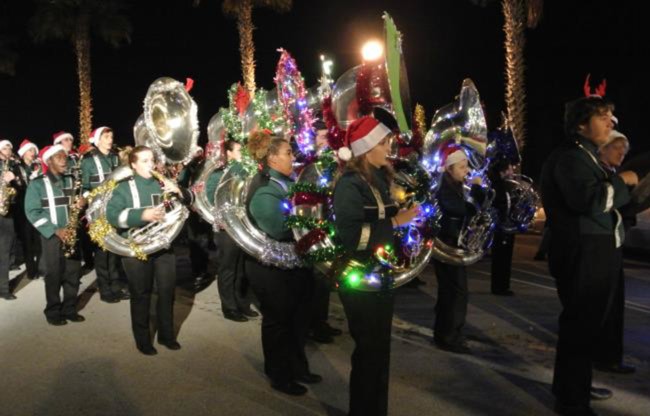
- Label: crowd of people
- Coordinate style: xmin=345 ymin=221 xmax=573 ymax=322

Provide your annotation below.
xmin=0 ymin=92 xmax=643 ymax=416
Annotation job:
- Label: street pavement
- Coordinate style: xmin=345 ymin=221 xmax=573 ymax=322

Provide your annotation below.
xmin=1 ymin=234 xmax=648 ymax=416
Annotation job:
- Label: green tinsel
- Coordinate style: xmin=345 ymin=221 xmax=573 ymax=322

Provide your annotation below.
xmin=287 ymin=182 xmax=331 ymax=199
xmin=285 ymin=215 xmax=335 ymax=235
xmin=303 ymin=245 xmax=344 ymax=264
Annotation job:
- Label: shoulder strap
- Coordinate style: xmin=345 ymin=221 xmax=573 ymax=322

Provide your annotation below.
xmin=42 ymin=176 xmax=58 ymax=225
xmin=127 ymin=179 xmax=141 ymax=208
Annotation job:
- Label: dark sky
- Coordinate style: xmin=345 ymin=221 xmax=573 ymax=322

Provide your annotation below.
xmin=0 ymin=0 xmax=647 ymax=177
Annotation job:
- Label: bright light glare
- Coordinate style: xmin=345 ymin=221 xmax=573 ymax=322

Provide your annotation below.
xmin=361 ymin=40 xmax=384 ymax=61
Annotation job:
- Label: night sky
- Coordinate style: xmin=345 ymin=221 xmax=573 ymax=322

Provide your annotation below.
xmin=1 ymin=0 xmax=647 ymax=177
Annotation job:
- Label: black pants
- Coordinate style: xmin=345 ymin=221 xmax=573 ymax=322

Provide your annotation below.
xmin=14 ymin=212 xmax=40 ymax=277
xmin=310 ymin=271 xmax=332 ymax=330
xmin=245 ymin=258 xmax=313 ymax=383
xmin=339 ymin=288 xmax=394 ymax=416
xmin=188 ymin=213 xmax=210 ymax=277
xmin=41 ymin=235 xmax=81 ymax=319
xmin=80 ymin=222 xmax=95 ymax=268
xmin=122 ymin=251 xmax=176 ymax=349
xmin=594 ymin=259 xmax=625 ymax=366
xmin=214 ymin=231 xmax=250 ymax=312
xmin=549 ymin=235 xmax=619 ymax=407
xmin=0 ymin=215 xmax=16 ymax=295
xmin=433 ymin=259 xmax=468 ymax=345
xmin=94 ymin=245 xmax=121 ymax=298
xmin=491 ymin=231 xmax=515 ymax=293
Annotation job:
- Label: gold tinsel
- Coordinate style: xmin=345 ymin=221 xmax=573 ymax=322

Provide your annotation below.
xmin=414 ymin=104 xmax=426 ymax=139
xmin=502 ymin=0 xmax=527 ymax=149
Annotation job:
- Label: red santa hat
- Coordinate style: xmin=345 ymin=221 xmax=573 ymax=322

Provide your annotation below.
xmin=0 ymin=139 xmax=12 ymax=150
xmin=89 ymin=126 xmax=110 ymax=145
xmin=39 ymin=144 xmax=67 ymax=174
xmin=17 ymin=139 xmax=38 ymax=157
xmin=53 ymin=131 xmax=73 ymax=145
xmin=339 ymin=116 xmax=392 ymax=161
xmin=439 ymin=144 xmax=468 ymax=171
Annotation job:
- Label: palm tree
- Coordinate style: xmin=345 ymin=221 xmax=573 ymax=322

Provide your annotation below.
xmin=501 ymin=0 xmax=543 ymax=149
xmin=30 ymin=0 xmax=132 ymax=144
xmin=195 ymin=0 xmax=292 ymax=95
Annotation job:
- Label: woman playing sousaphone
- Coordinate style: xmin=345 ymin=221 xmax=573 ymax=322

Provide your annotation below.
xmin=333 ymin=116 xmax=421 ymax=416
xmin=106 ymin=145 xmax=193 ymax=355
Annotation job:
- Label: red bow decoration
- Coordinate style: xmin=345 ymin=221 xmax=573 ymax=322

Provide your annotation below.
xmin=234 ymin=83 xmax=250 ymax=116
xmin=583 ymin=74 xmax=607 ymax=97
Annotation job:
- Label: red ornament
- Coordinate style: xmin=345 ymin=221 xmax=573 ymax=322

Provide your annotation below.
xmin=296 ymin=228 xmax=327 ymax=256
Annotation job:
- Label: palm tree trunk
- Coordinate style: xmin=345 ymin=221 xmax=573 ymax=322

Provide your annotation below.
xmin=237 ymin=0 xmax=256 ymax=95
xmin=74 ymin=11 xmax=92 ymax=145
xmin=502 ymin=0 xmax=526 ymax=149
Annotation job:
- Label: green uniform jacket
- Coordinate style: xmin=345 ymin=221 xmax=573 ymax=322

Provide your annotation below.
xmin=24 ymin=172 xmax=74 ymax=238
xmin=333 ymin=167 xmax=397 ymax=259
xmin=205 ymin=169 xmax=223 ymax=206
xmin=106 ymin=174 xmax=163 ymax=234
xmin=81 ymin=148 xmax=119 ymax=191
xmin=248 ymin=168 xmax=293 ymax=241
xmin=541 ymin=136 xmax=630 ymax=244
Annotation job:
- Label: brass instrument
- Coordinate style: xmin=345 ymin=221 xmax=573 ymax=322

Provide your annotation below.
xmin=0 ymin=158 xmax=17 ymax=216
xmin=62 ymin=165 xmax=83 ymax=257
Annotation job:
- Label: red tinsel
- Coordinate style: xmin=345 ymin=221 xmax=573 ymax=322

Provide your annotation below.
xmin=356 ymin=63 xmax=391 ymax=116
xmin=234 ymin=83 xmax=250 ymax=115
xmin=292 ymin=192 xmax=327 ymax=206
xmin=322 ymin=96 xmax=346 ymax=150
xmin=296 ymin=228 xmax=327 ymax=256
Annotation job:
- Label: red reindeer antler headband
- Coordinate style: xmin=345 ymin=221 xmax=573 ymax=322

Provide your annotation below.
xmin=583 ymin=73 xmax=607 ymax=97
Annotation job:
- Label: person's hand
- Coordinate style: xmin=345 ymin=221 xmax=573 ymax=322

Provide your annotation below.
xmin=392 ymin=204 xmax=422 ymax=227
xmin=141 ymin=206 xmax=165 ymax=223
xmin=618 ymin=170 xmax=639 ymax=186
xmin=54 ymin=229 xmax=70 ymax=242
xmin=75 ymin=197 xmax=86 ymax=209
xmin=2 ymin=171 xmax=15 ymax=183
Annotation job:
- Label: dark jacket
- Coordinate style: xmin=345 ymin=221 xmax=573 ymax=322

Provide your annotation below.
xmin=540 ymin=136 xmax=629 ymax=246
xmin=333 ymin=167 xmax=397 ymax=261
xmin=436 ymin=173 xmax=486 ymax=247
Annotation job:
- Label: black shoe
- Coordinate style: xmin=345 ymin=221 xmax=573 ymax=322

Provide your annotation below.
xmin=554 ymin=401 xmax=597 ymax=415
xmin=434 ymin=339 xmax=471 ymax=355
xmin=308 ymin=330 xmax=334 ymax=344
xmin=492 ymin=289 xmax=515 ymax=296
xmin=1 ymin=293 xmax=17 ymax=300
xmin=239 ymin=307 xmax=259 ymax=318
xmin=533 ymin=253 xmax=546 ymax=261
xmin=116 ymin=291 xmax=130 ymax=301
xmin=26 ymin=274 xmax=40 ymax=280
xmin=9 ymin=264 xmax=21 ymax=271
xmin=100 ymin=295 xmax=120 ymax=304
xmin=80 ymin=265 xmax=94 ymax=275
xmin=296 ymin=373 xmax=322 ymax=384
xmin=158 ymin=340 xmax=181 ymax=350
xmin=63 ymin=314 xmax=85 ymax=322
xmin=589 ymin=387 xmax=612 ymax=401
xmin=594 ymin=362 xmax=636 ymax=374
xmin=137 ymin=345 xmax=158 ymax=356
xmin=270 ymin=381 xmax=307 ymax=396
xmin=46 ymin=318 xmax=68 ymax=326
xmin=223 ymin=310 xmax=248 ymax=322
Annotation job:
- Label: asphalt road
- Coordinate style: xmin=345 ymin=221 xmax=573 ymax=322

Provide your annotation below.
xmin=1 ymin=234 xmax=647 ymax=416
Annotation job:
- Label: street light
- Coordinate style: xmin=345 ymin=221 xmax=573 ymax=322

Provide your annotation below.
xmin=361 ymin=40 xmax=384 ymax=62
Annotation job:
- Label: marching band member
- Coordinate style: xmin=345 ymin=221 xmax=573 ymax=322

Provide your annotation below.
xmin=541 ymin=96 xmax=637 ymax=413
xmin=1 ymin=139 xmax=22 ymax=300
xmin=80 ymin=126 xmax=125 ymax=303
xmin=489 ymin=157 xmax=516 ymax=296
xmin=106 ymin=146 xmax=192 ymax=355
xmin=245 ymin=131 xmax=319 ymax=395
xmin=432 ymin=144 xmax=485 ymax=355
xmin=333 ymin=116 xmax=420 ymax=416
xmin=24 ymin=145 xmax=85 ymax=323
xmin=594 ymin=130 xmax=636 ymax=374
xmin=206 ymin=139 xmax=257 ymax=322
xmin=16 ymin=139 xmax=41 ymax=280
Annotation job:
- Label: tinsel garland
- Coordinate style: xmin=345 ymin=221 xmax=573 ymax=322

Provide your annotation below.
xmin=222 ymin=83 xmax=246 ymax=142
xmin=295 ymin=228 xmax=327 ymax=256
xmin=321 ymin=96 xmax=346 ymax=150
xmin=285 ymin=215 xmax=335 ymax=235
xmin=287 ymin=182 xmax=330 ymax=199
xmin=292 ymin=192 xmax=328 ymax=206
xmin=275 ymin=48 xmax=315 ymax=156
xmin=356 ymin=63 xmax=390 ymax=116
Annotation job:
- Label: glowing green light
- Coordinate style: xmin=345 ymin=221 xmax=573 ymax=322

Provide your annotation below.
xmin=346 ymin=272 xmax=361 ymax=286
